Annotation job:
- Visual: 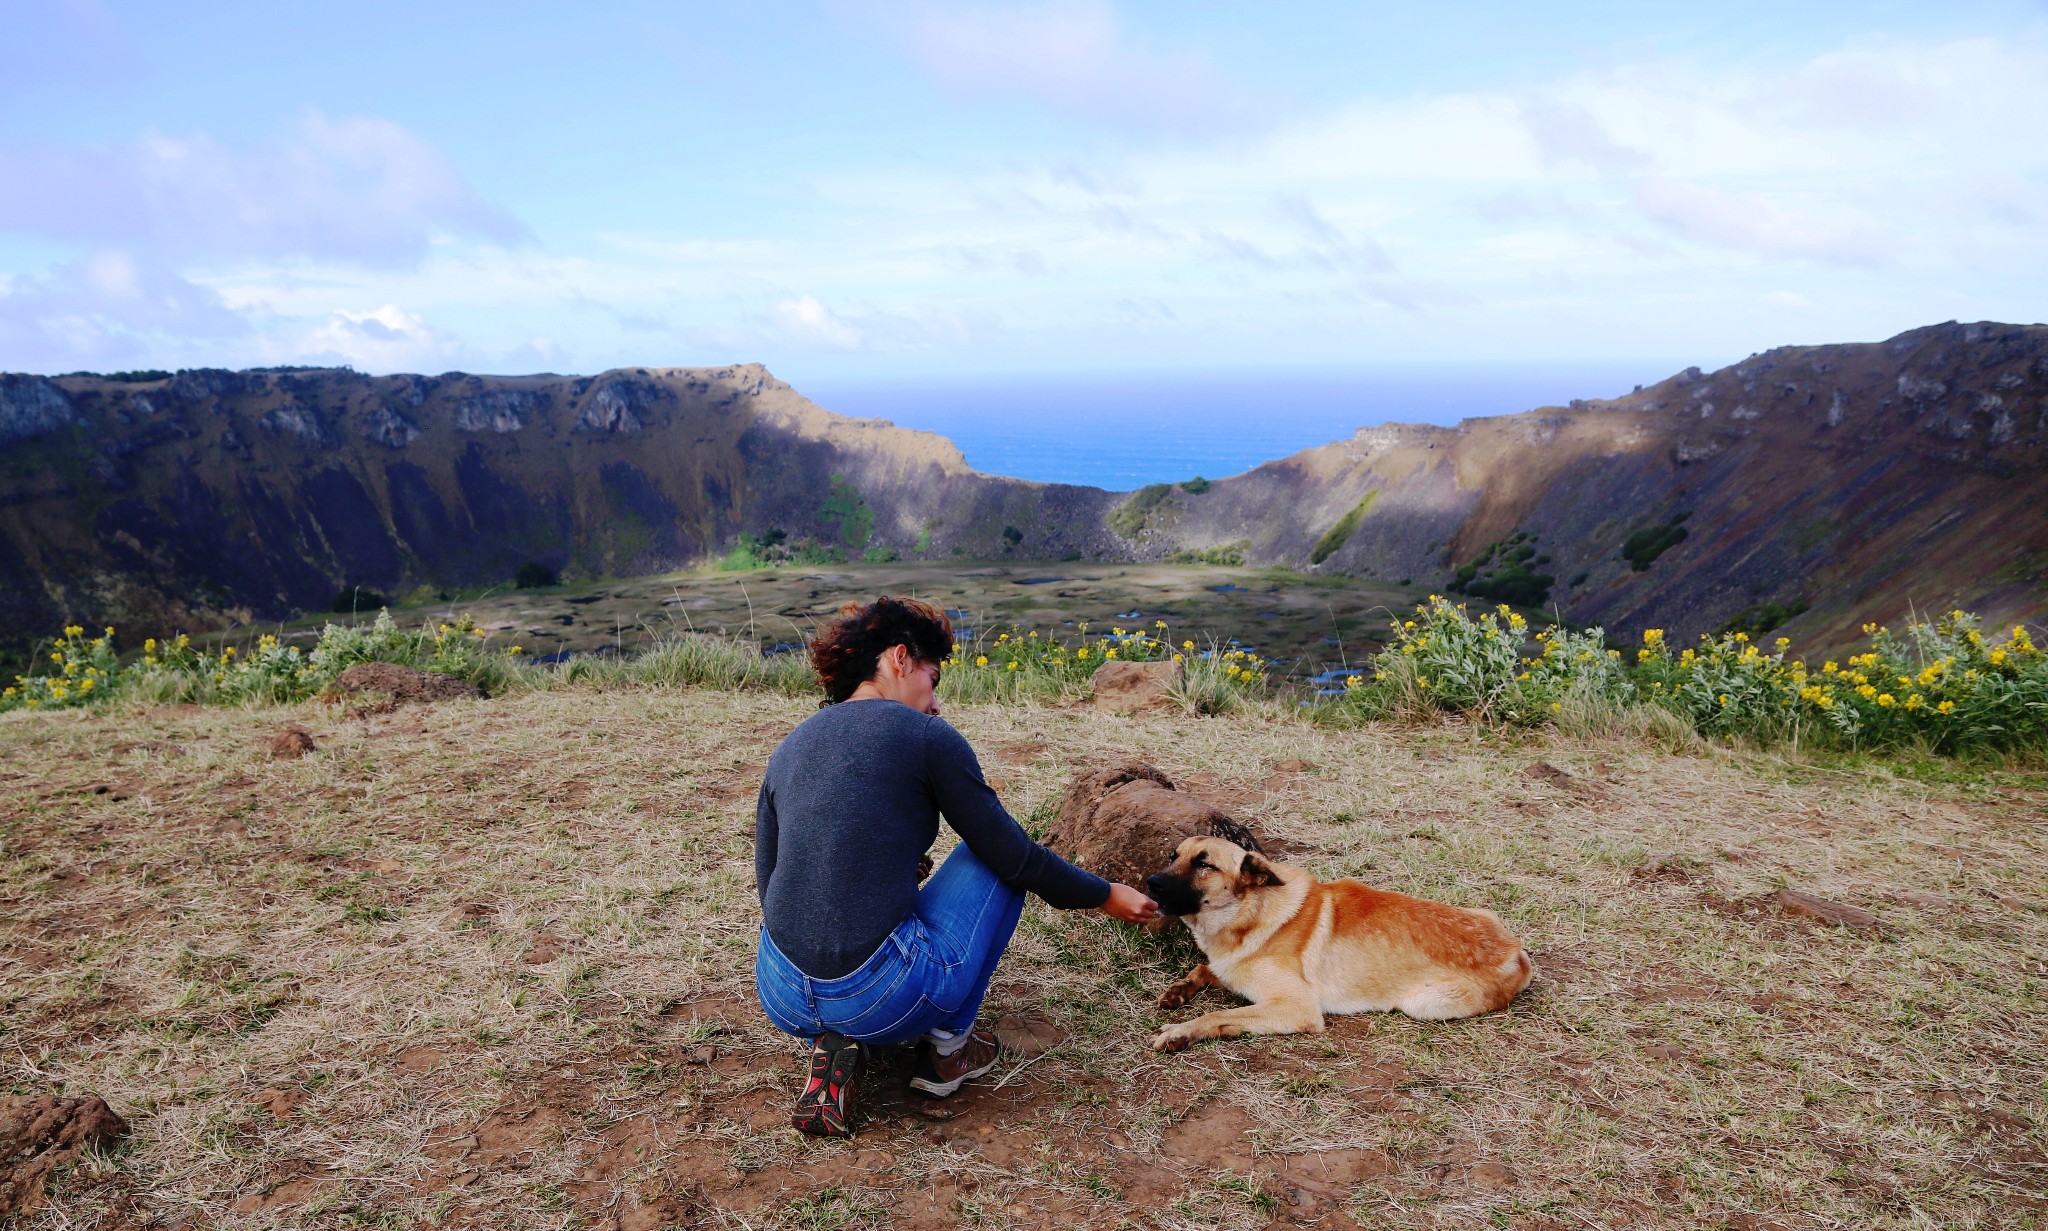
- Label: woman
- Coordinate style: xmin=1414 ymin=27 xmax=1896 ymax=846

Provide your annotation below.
xmin=754 ymin=596 xmax=1159 ymax=1137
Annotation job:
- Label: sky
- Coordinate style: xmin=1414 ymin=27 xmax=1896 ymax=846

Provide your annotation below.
xmin=1 ymin=0 xmax=2043 ymax=386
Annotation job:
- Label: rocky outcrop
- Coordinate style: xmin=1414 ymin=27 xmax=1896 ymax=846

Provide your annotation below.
xmin=0 ymin=374 xmax=75 ymax=444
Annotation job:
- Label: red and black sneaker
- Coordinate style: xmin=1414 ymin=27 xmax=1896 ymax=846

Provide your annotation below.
xmin=791 ymin=1031 xmax=866 ymax=1137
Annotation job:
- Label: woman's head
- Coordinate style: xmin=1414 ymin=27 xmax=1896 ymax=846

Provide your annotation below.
xmin=809 ymin=596 xmax=954 ymax=707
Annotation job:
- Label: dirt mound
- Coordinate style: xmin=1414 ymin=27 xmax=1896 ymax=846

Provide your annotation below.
xmin=327 ymin=662 xmax=483 ymax=707
xmin=1091 ymin=659 xmax=1182 ymax=714
xmin=267 ymin=725 xmax=316 ymax=758
xmin=0 ymin=1095 xmax=128 ymax=1216
xmin=1040 ymin=763 xmax=1263 ymax=890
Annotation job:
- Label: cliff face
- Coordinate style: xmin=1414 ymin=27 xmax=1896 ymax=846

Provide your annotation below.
xmin=1140 ymin=321 xmax=2048 ymax=648
xmin=3 ymin=321 xmax=2044 ymax=659
xmin=0 ymin=364 xmax=1118 ymax=648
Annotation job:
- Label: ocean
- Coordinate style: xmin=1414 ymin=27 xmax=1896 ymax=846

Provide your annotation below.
xmin=797 ymin=362 xmax=1692 ymax=491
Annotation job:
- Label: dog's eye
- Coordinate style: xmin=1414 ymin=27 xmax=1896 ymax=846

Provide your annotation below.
xmin=1189 ymin=855 xmax=1208 ymax=870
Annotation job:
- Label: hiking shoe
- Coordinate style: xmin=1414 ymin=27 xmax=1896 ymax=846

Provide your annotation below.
xmin=909 ymin=1028 xmax=1002 ymax=1097
xmin=791 ymin=1032 xmax=865 ymax=1137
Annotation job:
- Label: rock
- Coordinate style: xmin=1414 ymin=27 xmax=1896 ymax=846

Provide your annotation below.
xmin=1040 ymin=764 xmax=1260 ymax=891
xmin=1772 ymin=888 xmax=1882 ymax=931
xmin=0 ymin=1094 xmax=129 ymax=1217
xmin=327 ymin=662 xmax=484 ymax=706
xmin=267 ymin=725 xmax=317 ymax=759
xmin=0 ymin=375 xmax=76 ymax=445
xmin=453 ymin=389 xmax=541 ymax=433
xmin=1090 ymin=659 xmax=1182 ymax=714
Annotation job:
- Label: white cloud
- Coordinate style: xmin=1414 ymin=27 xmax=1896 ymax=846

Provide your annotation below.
xmin=895 ymin=0 xmax=1242 ymax=130
xmin=296 ymin=305 xmax=461 ymax=371
xmin=0 ymin=111 xmax=522 ymax=266
xmin=1634 ymin=179 xmax=1886 ymax=266
xmin=771 ymin=296 xmax=864 ymax=350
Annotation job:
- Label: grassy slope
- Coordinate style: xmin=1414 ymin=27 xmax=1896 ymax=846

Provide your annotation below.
xmin=2 ymin=691 xmax=2043 ymax=1230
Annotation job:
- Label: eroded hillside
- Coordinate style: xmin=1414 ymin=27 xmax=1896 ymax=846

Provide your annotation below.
xmin=2 ymin=321 xmax=2044 ymax=658
xmin=0 ymin=365 xmax=1116 ymax=647
xmin=1136 ymin=321 xmax=2048 ymax=649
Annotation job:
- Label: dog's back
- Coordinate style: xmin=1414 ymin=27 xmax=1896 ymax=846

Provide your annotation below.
xmin=1302 ymin=877 xmax=1535 ymax=1020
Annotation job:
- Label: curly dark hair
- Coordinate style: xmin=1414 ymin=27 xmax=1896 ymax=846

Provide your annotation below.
xmin=808 ymin=596 xmax=954 ymax=704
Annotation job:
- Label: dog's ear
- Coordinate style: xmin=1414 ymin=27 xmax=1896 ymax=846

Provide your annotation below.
xmin=1236 ymin=850 xmax=1281 ymax=890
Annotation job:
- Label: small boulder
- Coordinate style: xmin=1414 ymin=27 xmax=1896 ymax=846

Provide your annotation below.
xmin=327 ymin=662 xmax=483 ymax=707
xmin=1090 ymin=659 xmax=1182 ymax=715
xmin=267 ymin=725 xmax=317 ymax=759
xmin=1040 ymin=763 xmax=1263 ymax=892
xmin=0 ymin=1094 xmax=129 ymax=1217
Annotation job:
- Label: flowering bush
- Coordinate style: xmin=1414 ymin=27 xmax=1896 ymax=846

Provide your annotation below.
xmin=3 ymin=625 xmax=119 ymax=711
xmin=938 ymin=620 xmax=1267 ymax=711
xmin=1336 ymin=599 xmax=2048 ymax=754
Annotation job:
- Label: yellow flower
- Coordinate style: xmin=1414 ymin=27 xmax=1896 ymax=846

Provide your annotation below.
xmin=1077 ymin=649 xmax=1090 ymax=660
xmin=1904 ymin=694 xmax=1924 ymax=711
xmin=1182 ymin=640 xmax=1194 ymax=650
xmin=1007 ymin=660 xmax=1020 ymax=671
xmin=1345 ymin=674 xmax=1363 ymax=688
xmin=975 ymin=655 xmax=989 ymax=667
xmin=1105 ymin=649 xmax=1118 ymax=659
xmin=1876 ymin=693 xmax=1896 ymax=708
xmin=1937 ymin=700 xmax=1955 ymax=714
xmin=508 ymin=645 xmax=523 ymax=655
xmin=1172 ymin=654 xmax=1184 ymax=663
xmin=1990 ymin=650 xmax=2007 ymax=666
xmin=1154 ymin=620 xmax=1167 ymax=629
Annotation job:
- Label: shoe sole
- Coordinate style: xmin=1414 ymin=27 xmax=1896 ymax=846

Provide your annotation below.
xmin=908 ymin=1047 xmax=1001 ymax=1098
xmin=792 ymin=1040 xmax=864 ymax=1136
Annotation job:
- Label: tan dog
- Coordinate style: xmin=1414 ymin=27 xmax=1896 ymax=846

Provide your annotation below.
xmin=1143 ymin=836 xmax=1534 ymax=1051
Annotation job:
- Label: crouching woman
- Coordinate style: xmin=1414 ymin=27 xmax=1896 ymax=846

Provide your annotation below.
xmin=754 ymin=596 xmax=1158 ymax=1136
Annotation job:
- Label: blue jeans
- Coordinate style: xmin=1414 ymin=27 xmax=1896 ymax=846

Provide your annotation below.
xmin=755 ymin=844 xmax=1026 ymax=1045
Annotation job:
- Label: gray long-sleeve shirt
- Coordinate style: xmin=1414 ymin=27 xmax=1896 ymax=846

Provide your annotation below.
xmin=754 ymin=699 xmax=1112 ymax=979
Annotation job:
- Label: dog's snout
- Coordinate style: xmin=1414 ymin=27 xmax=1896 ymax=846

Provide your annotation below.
xmin=1146 ymin=870 xmax=1203 ymax=916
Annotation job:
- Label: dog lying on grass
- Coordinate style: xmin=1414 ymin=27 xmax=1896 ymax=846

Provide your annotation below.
xmin=1143 ymin=836 xmax=1534 ymax=1051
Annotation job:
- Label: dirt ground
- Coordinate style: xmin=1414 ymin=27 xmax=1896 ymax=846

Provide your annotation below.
xmin=2 ymin=685 xmax=2043 ymax=1229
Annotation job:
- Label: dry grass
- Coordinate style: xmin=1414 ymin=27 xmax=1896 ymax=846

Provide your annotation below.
xmin=2 ymin=687 xmax=2043 ymax=1229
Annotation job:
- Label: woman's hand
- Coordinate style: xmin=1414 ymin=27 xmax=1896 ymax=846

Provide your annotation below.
xmin=1099 ymin=882 xmax=1161 ymax=925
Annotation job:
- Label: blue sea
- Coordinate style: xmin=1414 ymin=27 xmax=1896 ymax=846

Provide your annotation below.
xmin=797 ymin=362 xmax=1693 ymax=490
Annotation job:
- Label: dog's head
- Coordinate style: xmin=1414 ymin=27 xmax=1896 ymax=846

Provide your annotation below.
xmin=1144 ymin=836 xmax=1283 ymax=917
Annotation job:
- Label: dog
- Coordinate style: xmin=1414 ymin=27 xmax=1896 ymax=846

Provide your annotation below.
xmin=1143 ymin=836 xmax=1534 ymax=1051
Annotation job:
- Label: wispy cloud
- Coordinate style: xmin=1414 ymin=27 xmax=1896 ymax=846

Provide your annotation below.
xmin=0 ymin=111 xmax=522 ymax=266
xmin=892 ymin=0 xmax=1245 ymax=131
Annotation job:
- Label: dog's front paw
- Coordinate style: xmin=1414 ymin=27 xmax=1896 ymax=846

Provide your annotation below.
xmin=1157 ymin=987 xmax=1189 ymax=1010
xmin=1149 ymin=1025 xmax=1193 ymax=1053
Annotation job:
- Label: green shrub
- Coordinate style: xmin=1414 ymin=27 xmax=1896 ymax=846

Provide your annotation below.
xmin=515 ymin=561 xmax=560 ymax=588
xmin=1110 ymin=484 xmax=1174 ymax=538
xmin=1622 ymin=511 xmax=1690 ymax=571
xmin=819 ymin=477 xmax=873 ymax=549
xmin=1167 ymin=542 xmax=1248 ymax=566
xmin=1180 ymin=477 xmax=1211 ymax=494
xmin=1309 ymin=490 xmax=1378 ymax=565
